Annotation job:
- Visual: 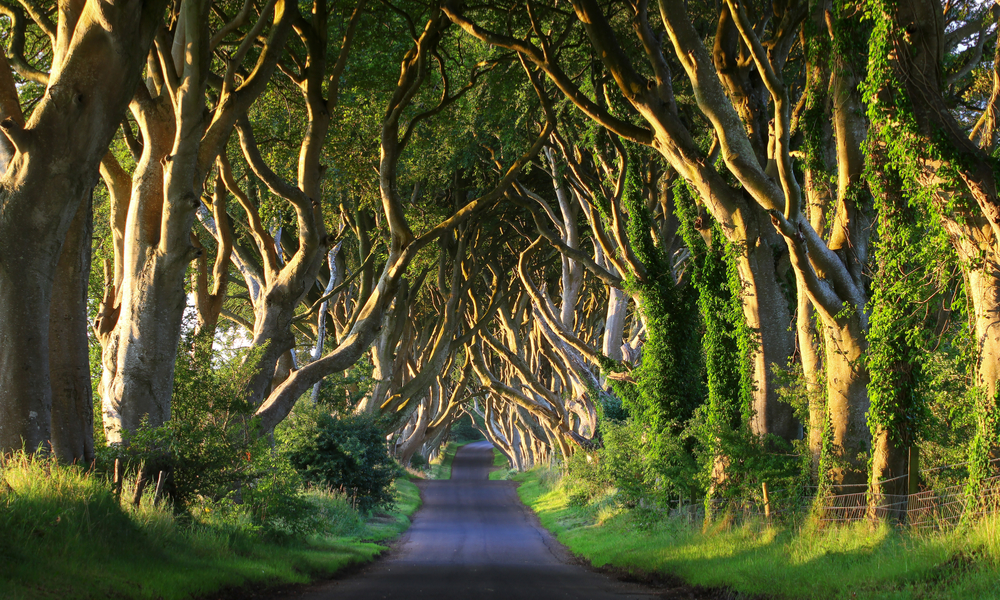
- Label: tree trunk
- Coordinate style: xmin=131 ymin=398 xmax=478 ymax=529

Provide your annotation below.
xmin=823 ymin=318 xmax=871 ymax=490
xmin=602 ymin=287 xmax=628 ymax=362
xmin=869 ymin=428 xmax=908 ymax=515
xmin=0 ymin=247 xmax=58 ymax=453
xmin=967 ymin=264 xmax=1000 ymax=478
xmin=398 ymin=403 xmax=430 ymax=466
xmin=735 ymin=207 xmax=797 ymax=440
xmin=969 ymin=266 xmax=1000 ymax=398
xmin=0 ymin=4 xmax=165 ymax=454
xmin=49 ymin=193 xmax=95 ymax=463
xmin=102 ymin=98 xmax=181 ymax=443
xmin=798 ymin=292 xmax=824 ymax=477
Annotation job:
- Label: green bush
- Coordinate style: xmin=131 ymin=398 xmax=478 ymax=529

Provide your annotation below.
xmin=282 ymin=411 xmax=400 ymax=513
xmin=566 ymin=418 xmax=699 ymax=508
xmin=449 ymin=413 xmax=485 ymax=442
xmin=409 ymin=453 xmax=428 ymax=469
xmin=302 ymin=487 xmax=367 ymax=537
xmin=310 ymin=356 xmax=375 ymax=414
xmin=104 ymin=340 xmax=317 ymax=541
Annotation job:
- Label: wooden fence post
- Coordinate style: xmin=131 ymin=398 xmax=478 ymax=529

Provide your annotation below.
xmin=153 ymin=471 xmax=167 ymax=507
xmin=113 ymin=458 xmax=123 ymax=503
xmin=908 ymin=446 xmax=920 ymax=495
xmin=762 ymin=482 xmax=771 ymax=520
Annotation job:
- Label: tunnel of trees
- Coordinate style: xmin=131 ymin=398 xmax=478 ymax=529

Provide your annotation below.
xmin=1 ymin=0 xmax=999 ymax=517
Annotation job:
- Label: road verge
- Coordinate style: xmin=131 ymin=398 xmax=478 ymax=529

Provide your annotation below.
xmin=513 ymin=466 xmax=1000 ymax=600
xmin=0 ymin=454 xmax=421 ymax=600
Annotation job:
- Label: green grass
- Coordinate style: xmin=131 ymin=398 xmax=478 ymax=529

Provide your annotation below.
xmin=514 ymin=466 xmax=1000 ymax=600
xmin=0 ymin=453 xmax=422 ymax=600
xmin=424 ymin=441 xmax=471 ymax=480
xmin=363 ymin=476 xmax=420 ymax=541
xmin=488 ymin=447 xmax=513 ymax=480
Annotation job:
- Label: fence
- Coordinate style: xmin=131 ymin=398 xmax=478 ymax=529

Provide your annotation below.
xmin=673 ymin=457 xmax=1000 ymax=530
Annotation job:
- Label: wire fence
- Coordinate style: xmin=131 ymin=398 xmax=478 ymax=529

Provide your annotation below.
xmin=670 ymin=457 xmax=1000 ymax=530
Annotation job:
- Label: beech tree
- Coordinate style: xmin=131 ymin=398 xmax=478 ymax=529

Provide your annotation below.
xmin=0 ymin=0 xmax=166 ymax=458
xmin=95 ymin=0 xmax=296 ymax=445
xmin=443 ymin=0 xmax=998 ymax=497
xmin=864 ymin=0 xmax=1000 ymax=493
xmin=247 ymin=8 xmax=555 ymax=434
xmin=3 ymin=0 xmax=998 ymax=528
xmin=442 ymin=0 xmax=871 ymax=491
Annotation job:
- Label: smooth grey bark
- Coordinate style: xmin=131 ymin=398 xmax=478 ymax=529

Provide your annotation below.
xmin=740 ymin=205 xmax=797 ymax=440
xmin=0 ymin=0 xmax=166 ymax=454
xmin=104 ymin=93 xmax=179 ymax=442
xmin=397 ymin=403 xmax=431 ymax=465
xmin=798 ymin=292 xmax=824 ymax=476
xmin=545 ymin=148 xmax=583 ymax=329
xmin=103 ymin=0 xmax=295 ymax=443
xmin=49 ymin=193 xmax=95 ymax=463
xmin=822 ymin=318 xmax=871 ymax=488
xmin=311 ymin=246 xmax=342 ymax=402
xmin=360 ymin=287 xmax=414 ymax=414
xmin=969 ymin=267 xmax=1000 ymax=398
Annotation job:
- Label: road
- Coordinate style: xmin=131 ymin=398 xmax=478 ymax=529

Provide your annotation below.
xmin=294 ymin=440 xmax=662 ymax=600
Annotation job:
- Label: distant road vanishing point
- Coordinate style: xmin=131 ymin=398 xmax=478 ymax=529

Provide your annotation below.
xmin=293 ymin=440 xmax=659 ymax=600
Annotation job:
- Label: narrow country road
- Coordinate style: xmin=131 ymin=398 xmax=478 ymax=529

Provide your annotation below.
xmin=293 ymin=441 xmax=661 ymax=599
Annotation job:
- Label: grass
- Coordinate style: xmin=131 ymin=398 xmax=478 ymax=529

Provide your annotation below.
xmin=488 ymin=447 xmax=513 ymax=480
xmin=423 ymin=441 xmax=471 ymax=480
xmin=364 ymin=476 xmax=420 ymax=541
xmin=514 ymin=466 xmax=1000 ymax=600
xmin=0 ymin=453 xmax=421 ymax=600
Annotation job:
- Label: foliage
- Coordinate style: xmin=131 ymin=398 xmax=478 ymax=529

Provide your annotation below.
xmin=0 ymin=451 xmax=417 ymax=600
xmin=517 ymin=464 xmax=1000 ymax=600
xmin=449 ymin=413 xmax=486 ymax=443
xmin=279 ymin=407 xmax=400 ymax=512
xmin=670 ymin=179 xmax=797 ymax=501
xmin=617 ymin=156 xmax=704 ymax=432
xmin=865 ymin=160 xmax=948 ymax=452
xmin=100 ymin=340 xmax=317 ymax=539
xmin=565 ymin=418 xmax=698 ymax=508
xmin=861 ymin=0 xmax=990 ymax=493
xmin=917 ymin=349 xmax=979 ymax=490
xmin=309 ymin=355 xmax=376 ymax=415
xmin=965 ymin=387 xmax=1000 ymax=501
xmin=594 ymin=390 xmax=628 ymax=422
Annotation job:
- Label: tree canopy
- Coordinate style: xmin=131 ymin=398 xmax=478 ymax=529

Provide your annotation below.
xmin=1 ymin=0 xmax=999 ymax=514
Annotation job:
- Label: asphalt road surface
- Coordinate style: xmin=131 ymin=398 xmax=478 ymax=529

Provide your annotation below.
xmin=295 ymin=440 xmax=661 ymax=600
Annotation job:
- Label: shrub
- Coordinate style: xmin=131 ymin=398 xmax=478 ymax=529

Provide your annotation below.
xmin=282 ymin=411 xmax=400 ymax=513
xmin=409 ymin=453 xmax=428 ymax=469
xmin=449 ymin=413 xmax=484 ymax=442
xmin=566 ymin=418 xmax=700 ymax=509
xmin=104 ymin=340 xmax=319 ymax=540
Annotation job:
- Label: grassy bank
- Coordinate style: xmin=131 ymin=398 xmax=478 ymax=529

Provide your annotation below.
xmin=0 ymin=454 xmax=420 ymax=600
xmin=488 ymin=448 xmax=512 ymax=480
xmin=424 ymin=441 xmax=469 ymax=480
xmin=515 ymin=467 xmax=1000 ymax=599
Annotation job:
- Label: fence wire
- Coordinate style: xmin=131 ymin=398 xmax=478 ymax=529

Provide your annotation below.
xmin=671 ymin=458 xmax=1000 ymax=530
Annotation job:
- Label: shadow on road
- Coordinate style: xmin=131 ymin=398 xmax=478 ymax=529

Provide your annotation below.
xmin=283 ymin=441 xmax=719 ymax=600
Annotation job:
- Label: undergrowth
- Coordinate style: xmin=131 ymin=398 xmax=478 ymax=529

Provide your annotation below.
xmin=0 ymin=452 xmax=420 ymax=600
xmin=515 ymin=466 xmax=1000 ymax=599
xmin=488 ymin=447 xmax=514 ymax=480
xmin=420 ymin=441 xmax=469 ymax=480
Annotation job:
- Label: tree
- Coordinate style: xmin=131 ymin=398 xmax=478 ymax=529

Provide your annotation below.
xmin=0 ymin=0 xmax=166 ymax=458
xmin=445 ymin=0 xmax=874 ymax=491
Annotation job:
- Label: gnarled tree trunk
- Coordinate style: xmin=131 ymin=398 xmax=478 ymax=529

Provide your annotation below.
xmin=0 ymin=1 xmax=165 ymax=454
